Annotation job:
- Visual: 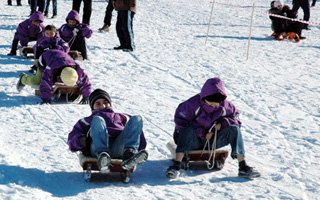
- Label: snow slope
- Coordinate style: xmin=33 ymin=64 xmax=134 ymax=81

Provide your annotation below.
xmin=0 ymin=0 xmax=319 ymax=199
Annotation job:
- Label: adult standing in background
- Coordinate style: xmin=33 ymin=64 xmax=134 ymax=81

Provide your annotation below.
xmin=113 ymin=0 xmax=136 ymax=52
xmin=292 ymin=0 xmax=311 ymax=29
xmin=8 ymin=0 xmax=22 ymax=6
xmin=99 ymin=0 xmax=114 ymax=32
xmin=30 ymin=0 xmax=46 ymax=15
xmin=72 ymin=0 xmax=92 ymax=25
xmin=44 ymin=0 xmax=58 ymax=18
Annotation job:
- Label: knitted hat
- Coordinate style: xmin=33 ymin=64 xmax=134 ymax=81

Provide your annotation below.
xmin=60 ymin=67 xmax=78 ymax=86
xmin=89 ymin=89 xmax=112 ymax=110
xmin=204 ymin=93 xmax=226 ymax=103
xmin=273 ymin=0 xmax=284 ymax=7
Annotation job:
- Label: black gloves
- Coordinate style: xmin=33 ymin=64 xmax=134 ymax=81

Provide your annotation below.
xmin=79 ymin=96 xmax=89 ymax=104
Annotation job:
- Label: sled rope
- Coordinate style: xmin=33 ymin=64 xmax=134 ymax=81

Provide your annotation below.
xmin=206 ymin=128 xmax=218 ymax=170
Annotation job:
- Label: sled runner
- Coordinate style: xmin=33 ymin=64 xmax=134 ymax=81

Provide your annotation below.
xmin=78 ymin=153 xmax=135 ymax=183
xmin=19 ymin=47 xmax=34 ymax=58
xmin=166 ymin=141 xmax=229 ymax=170
xmin=68 ymin=50 xmax=83 ymax=61
xmin=35 ymin=83 xmax=80 ymax=102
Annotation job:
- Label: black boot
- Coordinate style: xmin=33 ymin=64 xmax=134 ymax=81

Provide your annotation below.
xmin=166 ymin=161 xmax=181 ymax=179
xmin=238 ymin=160 xmax=260 ymax=178
xmin=121 ymin=148 xmax=148 ymax=170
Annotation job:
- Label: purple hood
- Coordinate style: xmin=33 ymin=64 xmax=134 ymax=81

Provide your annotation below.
xmin=66 ymin=10 xmax=81 ymax=24
xmin=174 ymin=77 xmax=241 ymax=140
xmin=29 ymin=11 xmax=44 ymax=23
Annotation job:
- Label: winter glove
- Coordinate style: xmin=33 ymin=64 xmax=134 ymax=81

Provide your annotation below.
xmin=79 ymin=136 xmax=87 ymax=147
xmin=41 ymin=99 xmax=51 ymax=104
xmin=79 ymin=96 xmax=89 ymax=104
xmin=72 ymin=28 xmax=79 ymax=36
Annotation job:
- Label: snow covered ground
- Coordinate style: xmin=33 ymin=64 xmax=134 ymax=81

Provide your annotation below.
xmin=0 ymin=0 xmax=319 ymax=199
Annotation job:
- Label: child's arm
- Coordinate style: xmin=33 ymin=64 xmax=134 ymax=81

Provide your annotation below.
xmin=77 ymin=24 xmax=93 ymax=38
xmin=68 ymin=118 xmax=91 ymax=152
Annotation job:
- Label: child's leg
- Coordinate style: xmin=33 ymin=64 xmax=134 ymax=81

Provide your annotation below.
xmin=109 ymin=115 xmax=143 ymax=158
xmin=71 ymin=36 xmax=88 ymax=60
xmin=89 ymin=116 xmax=109 ymax=157
xmin=21 ymin=67 xmax=42 ymax=88
xmin=9 ymin=32 xmax=19 ymax=54
xmin=215 ymin=125 xmax=245 ymax=159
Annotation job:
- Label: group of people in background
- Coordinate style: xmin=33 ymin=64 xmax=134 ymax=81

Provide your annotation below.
xmin=268 ymin=0 xmax=317 ymax=41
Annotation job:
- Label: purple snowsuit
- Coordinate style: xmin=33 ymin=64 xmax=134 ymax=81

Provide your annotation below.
xmin=67 ymin=108 xmax=147 ymax=155
xmin=33 ymin=34 xmax=70 ymax=59
xmin=58 ymin=10 xmax=92 ymax=43
xmin=58 ymin=10 xmax=92 ymax=59
xmin=8 ymin=11 xmax=44 ymax=54
xmin=17 ymin=11 xmax=45 ymax=46
xmin=39 ymin=50 xmax=91 ymax=102
xmin=174 ymin=77 xmax=241 ymax=141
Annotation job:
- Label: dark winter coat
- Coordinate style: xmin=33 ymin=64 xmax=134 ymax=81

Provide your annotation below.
xmin=67 ymin=108 xmax=147 ymax=154
xmin=33 ymin=34 xmax=70 ymax=58
xmin=58 ymin=10 xmax=93 ymax=43
xmin=113 ymin=0 xmax=136 ymax=12
xmin=174 ymin=77 xmax=241 ymax=140
xmin=39 ymin=50 xmax=91 ymax=102
xmin=269 ymin=5 xmax=302 ymax=35
xmin=16 ymin=11 xmax=45 ymax=46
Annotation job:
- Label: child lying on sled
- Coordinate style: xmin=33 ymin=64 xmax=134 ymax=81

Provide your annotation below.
xmin=269 ymin=0 xmax=305 ymax=41
xmin=67 ymin=88 xmax=148 ymax=171
xmin=166 ymin=77 xmax=260 ymax=179
xmin=16 ymin=49 xmax=91 ymax=104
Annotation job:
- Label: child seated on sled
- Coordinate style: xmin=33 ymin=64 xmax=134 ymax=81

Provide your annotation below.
xmin=67 ymin=89 xmax=148 ymax=171
xmin=31 ymin=24 xmax=69 ymax=72
xmin=58 ymin=10 xmax=92 ymax=60
xmin=269 ymin=0 xmax=305 ymax=41
xmin=7 ymin=11 xmax=44 ymax=56
xmin=16 ymin=49 xmax=91 ymax=104
xmin=166 ymin=77 xmax=260 ymax=179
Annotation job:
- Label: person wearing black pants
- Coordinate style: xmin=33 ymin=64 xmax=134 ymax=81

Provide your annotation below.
xmin=72 ymin=0 xmax=92 ymax=25
xmin=311 ymin=0 xmax=316 ymax=6
xmin=292 ymin=0 xmax=311 ymax=29
xmin=99 ymin=0 xmax=114 ymax=32
xmin=30 ymin=0 xmax=45 ymax=14
xmin=113 ymin=0 xmax=136 ymax=51
xmin=8 ymin=0 xmax=22 ymax=6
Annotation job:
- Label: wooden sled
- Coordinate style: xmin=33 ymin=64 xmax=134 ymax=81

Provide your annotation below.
xmin=166 ymin=141 xmax=229 ymax=170
xmin=68 ymin=50 xmax=83 ymax=61
xmin=78 ymin=153 xmax=135 ymax=183
xmin=35 ymin=83 xmax=81 ymax=102
xmin=19 ymin=47 xmax=34 ymax=58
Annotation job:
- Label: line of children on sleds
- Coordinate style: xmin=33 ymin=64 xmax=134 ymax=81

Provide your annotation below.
xmin=269 ymin=0 xmax=307 ymax=42
xmin=6 ymin=10 xmax=260 ymax=181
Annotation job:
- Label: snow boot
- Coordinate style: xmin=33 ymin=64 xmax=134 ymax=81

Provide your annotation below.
xmin=7 ymin=51 xmax=16 ymax=56
xmin=97 ymin=152 xmax=111 ymax=172
xmin=121 ymin=149 xmax=148 ymax=170
xmin=166 ymin=161 xmax=181 ymax=179
xmin=238 ymin=160 xmax=260 ymax=178
xmin=99 ymin=24 xmax=110 ymax=32
xmin=16 ymin=73 xmax=26 ymax=92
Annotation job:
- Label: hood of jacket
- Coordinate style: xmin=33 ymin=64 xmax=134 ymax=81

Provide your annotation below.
xmin=29 ymin=11 xmax=44 ymax=23
xmin=66 ymin=10 xmax=80 ymax=24
xmin=200 ymin=77 xmax=227 ymax=99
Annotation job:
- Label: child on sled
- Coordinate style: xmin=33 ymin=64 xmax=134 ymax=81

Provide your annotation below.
xmin=67 ymin=88 xmax=148 ymax=171
xmin=58 ymin=10 xmax=92 ymax=60
xmin=7 ymin=11 xmax=44 ymax=56
xmin=166 ymin=77 xmax=260 ymax=179
xmin=30 ymin=24 xmax=69 ymax=73
xmin=269 ymin=0 xmax=305 ymax=41
xmin=17 ymin=49 xmax=91 ymax=104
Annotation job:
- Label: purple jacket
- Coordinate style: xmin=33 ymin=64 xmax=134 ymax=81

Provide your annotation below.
xmin=33 ymin=34 xmax=70 ymax=58
xmin=67 ymin=108 xmax=147 ymax=153
xmin=58 ymin=10 xmax=92 ymax=43
xmin=39 ymin=50 xmax=91 ymax=101
xmin=16 ymin=11 xmax=45 ymax=46
xmin=174 ymin=77 xmax=241 ymax=140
